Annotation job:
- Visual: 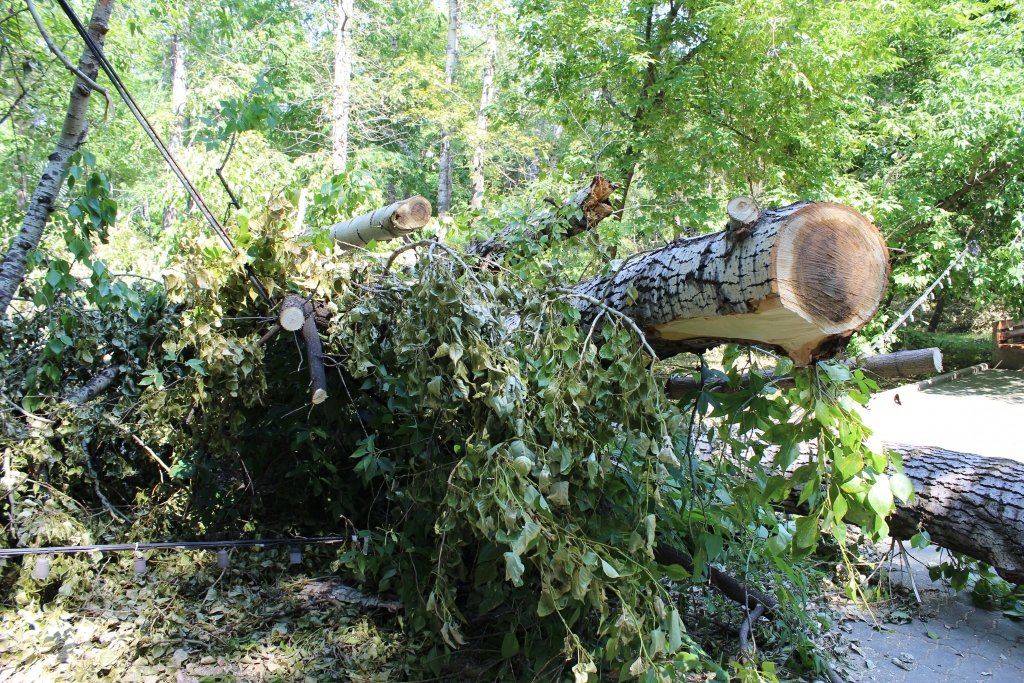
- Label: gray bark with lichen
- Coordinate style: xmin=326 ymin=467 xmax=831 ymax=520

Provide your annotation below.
xmin=0 ymin=0 xmax=113 ymax=316
xmin=885 ymin=443 xmax=1024 ymax=584
xmin=572 ymin=201 xmax=890 ymax=364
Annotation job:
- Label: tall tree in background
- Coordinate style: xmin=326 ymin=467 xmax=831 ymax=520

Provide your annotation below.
xmin=436 ymin=0 xmax=459 ymax=214
xmin=332 ymin=0 xmax=354 ymax=174
xmin=0 ymin=0 xmax=114 ymax=316
xmin=160 ymin=30 xmax=187 ymax=233
xmin=470 ymin=28 xmax=496 ymax=209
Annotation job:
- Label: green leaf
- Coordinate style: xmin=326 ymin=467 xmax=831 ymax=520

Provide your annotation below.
xmin=890 ymin=472 xmax=915 ymax=504
xmin=663 ymin=564 xmax=690 ymax=581
xmin=501 ymin=630 xmax=519 ymax=658
xmin=184 ymin=359 xmax=206 ymax=376
xmin=504 ymin=552 xmax=525 ymax=586
xmin=600 ymin=559 xmax=620 ymax=579
xmin=793 ymin=515 xmax=819 ymax=549
xmin=668 ymin=608 xmax=683 ymax=651
xmin=867 ymin=475 xmax=894 ymax=516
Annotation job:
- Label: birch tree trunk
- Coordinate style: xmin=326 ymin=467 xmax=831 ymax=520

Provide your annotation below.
xmin=572 ymin=201 xmax=890 ymax=365
xmin=161 ymin=31 xmax=187 ymax=233
xmin=470 ymin=30 xmax=497 ymax=210
xmin=0 ymin=0 xmax=113 ymax=317
xmin=331 ymin=0 xmax=354 ymax=175
xmin=436 ymin=0 xmax=459 ymax=215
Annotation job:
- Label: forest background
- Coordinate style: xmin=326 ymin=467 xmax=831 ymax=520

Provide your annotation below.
xmin=0 ymin=0 xmax=1023 ymax=682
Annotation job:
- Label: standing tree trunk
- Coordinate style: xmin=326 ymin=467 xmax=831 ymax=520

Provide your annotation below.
xmin=572 ymin=201 xmax=891 ymax=365
xmin=927 ymin=293 xmax=945 ymax=333
xmin=470 ymin=30 xmax=496 ymax=210
xmin=331 ymin=0 xmax=354 ymax=175
xmin=161 ymin=31 xmax=187 ymax=233
xmin=0 ymin=0 xmax=113 ymax=317
xmin=436 ymin=0 xmax=459 ymax=215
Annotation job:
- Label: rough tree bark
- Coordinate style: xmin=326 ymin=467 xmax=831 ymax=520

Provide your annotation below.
xmin=436 ymin=0 xmax=459 ymax=215
xmin=573 ymin=201 xmax=890 ymax=365
xmin=470 ymin=29 xmax=496 ymax=210
xmin=160 ymin=30 xmax=187 ymax=233
xmin=0 ymin=0 xmax=113 ymax=316
xmin=884 ymin=443 xmax=1024 ymax=584
xmin=331 ymin=0 xmax=354 ymax=175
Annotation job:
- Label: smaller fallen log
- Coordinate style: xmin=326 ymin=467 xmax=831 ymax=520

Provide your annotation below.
xmin=66 ymin=366 xmax=120 ymax=404
xmin=302 ymin=300 xmax=328 ymax=405
xmin=665 ymin=348 xmax=942 ymax=399
xmin=466 ymin=175 xmax=618 ymax=258
xmin=327 ymin=196 xmax=432 ymax=249
xmin=279 ymin=294 xmax=307 ymax=331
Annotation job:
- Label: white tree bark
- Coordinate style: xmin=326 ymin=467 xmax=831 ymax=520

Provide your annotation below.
xmin=436 ymin=0 xmax=459 ymax=215
xmin=573 ymin=202 xmax=890 ymax=365
xmin=331 ymin=0 xmax=354 ymax=175
xmin=0 ymin=0 xmax=113 ymax=317
xmin=470 ymin=30 xmax=497 ymax=210
xmin=327 ymin=196 xmax=432 ymax=249
xmin=161 ymin=31 xmax=187 ymax=233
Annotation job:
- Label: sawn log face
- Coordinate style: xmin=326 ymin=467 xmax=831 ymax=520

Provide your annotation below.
xmin=573 ymin=202 xmax=889 ymax=364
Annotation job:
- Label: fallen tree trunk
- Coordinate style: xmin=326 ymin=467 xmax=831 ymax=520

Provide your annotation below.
xmin=665 ymin=348 xmax=942 ymax=398
xmin=573 ymin=201 xmax=890 ymax=365
xmin=884 ymin=443 xmax=1024 ymax=584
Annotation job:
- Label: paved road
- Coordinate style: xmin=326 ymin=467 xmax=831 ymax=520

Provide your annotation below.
xmin=839 ymin=546 xmax=1024 ymax=683
xmin=861 ymin=369 xmax=1024 ymax=461
xmin=842 ymin=369 xmax=1024 ymax=682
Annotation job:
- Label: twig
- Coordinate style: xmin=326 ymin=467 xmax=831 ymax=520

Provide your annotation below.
xmin=26 ymin=0 xmax=114 ymax=118
xmin=1 ymin=393 xmax=54 ymax=423
xmin=104 ymin=416 xmax=171 ymax=476
xmin=257 ymin=324 xmax=282 ymax=347
xmin=897 ymin=539 xmax=922 ymax=604
xmin=385 ymin=240 xmax=493 ymax=301
xmin=547 ymin=287 xmax=658 ymax=361
xmin=3 ymin=451 xmax=18 ymax=539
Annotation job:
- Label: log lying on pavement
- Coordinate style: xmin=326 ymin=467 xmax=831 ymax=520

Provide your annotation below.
xmin=327 ymin=196 xmax=432 ymax=250
xmin=884 ymin=443 xmax=1024 ymax=584
xmin=665 ymin=348 xmax=942 ymax=398
xmin=465 ymin=175 xmax=618 ymax=258
xmin=573 ymin=201 xmax=890 ymax=365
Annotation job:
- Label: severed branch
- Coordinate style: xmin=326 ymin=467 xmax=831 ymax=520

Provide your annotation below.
xmin=738 ymin=603 xmax=765 ymax=663
xmin=104 ymin=416 xmax=171 ymax=477
xmin=665 ymin=348 xmax=943 ymax=399
xmin=272 ymin=294 xmax=328 ymax=404
xmin=67 ymin=366 xmax=121 ymax=404
xmin=26 ymin=0 xmax=114 ymax=118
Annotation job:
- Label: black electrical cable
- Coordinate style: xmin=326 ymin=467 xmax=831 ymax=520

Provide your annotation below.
xmin=53 ymin=0 xmax=273 ymax=305
xmin=0 ymin=535 xmax=353 ymax=558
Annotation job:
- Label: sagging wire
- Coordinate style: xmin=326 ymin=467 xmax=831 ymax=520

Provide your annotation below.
xmin=52 ymin=0 xmax=273 ymax=306
xmin=869 ymin=240 xmax=979 ymax=354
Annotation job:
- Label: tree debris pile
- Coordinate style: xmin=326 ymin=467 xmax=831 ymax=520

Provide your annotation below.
xmin=0 ymin=200 xmax=918 ymax=681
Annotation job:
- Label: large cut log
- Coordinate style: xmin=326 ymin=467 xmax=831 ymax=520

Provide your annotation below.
xmin=884 ymin=443 xmax=1024 ymax=584
xmin=327 ymin=196 xmax=432 ymax=249
xmin=465 ymin=175 xmax=618 ymax=258
xmin=665 ymin=348 xmax=942 ymax=398
xmin=573 ymin=201 xmax=890 ymax=365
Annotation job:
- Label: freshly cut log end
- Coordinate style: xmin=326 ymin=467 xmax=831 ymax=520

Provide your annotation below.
xmin=328 ymin=196 xmax=433 ymax=249
xmin=311 ymin=388 xmax=328 ymax=405
xmin=727 ymin=196 xmax=759 ymax=230
xmin=773 ymin=203 xmax=889 ymax=340
xmin=574 ymin=201 xmax=890 ymax=366
xmin=391 ymin=196 xmax=432 ymax=230
xmin=279 ymin=295 xmax=307 ymax=332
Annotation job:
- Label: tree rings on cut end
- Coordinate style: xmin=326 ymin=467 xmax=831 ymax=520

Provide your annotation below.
xmin=773 ymin=203 xmax=889 ymax=336
xmin=279 ymin=295 xmax=307 ymax=332
xmin=392 ymin=196 xmax=432 ymax=230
